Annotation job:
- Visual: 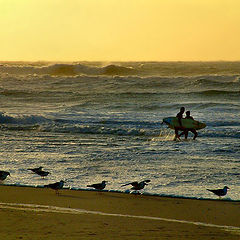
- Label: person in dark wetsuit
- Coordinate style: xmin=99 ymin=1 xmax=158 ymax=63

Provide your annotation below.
xmin=179 ymin=111 xmax=198 ymax=140
xmin=174 ymin=107 xmax=185 ymax=140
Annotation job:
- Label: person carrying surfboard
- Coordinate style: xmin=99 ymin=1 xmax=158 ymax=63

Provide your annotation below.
xmin=179 ymin=111 xmax=198 ymax=140
xmin=174 ymin=107 xmax=186 ymax=140
xmin=185 ymin=111 xmax=198 ymax=140
xmin=162 ymin=111 xmax=206 ymax=140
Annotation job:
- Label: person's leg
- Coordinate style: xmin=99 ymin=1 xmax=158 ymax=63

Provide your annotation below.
xmin=191 ymin=129 xmax=198 ymax=140
xmin=174 ymin=128 xmax=180 ymax=140
xmin=184 ymin=130 xmax=189 ymax=139
xmin=179 ymin=131 xmax=185 ymax=137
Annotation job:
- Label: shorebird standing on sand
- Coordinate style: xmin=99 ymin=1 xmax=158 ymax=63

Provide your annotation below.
xmin=0 ymin=171 xmax=10 ymax=181
xmin=207 ymin=186 xmax=230 ymax=198
xmin=121 ymin=180 xmax=151 ymax=193
xmin=87 ymin=180 xmax=107 ymax=190
xmin=44 ymin=180 xmax=65 ymax=195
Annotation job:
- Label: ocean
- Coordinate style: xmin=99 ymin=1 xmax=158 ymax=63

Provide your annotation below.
xmin=0 ymin=61 xmax=239 ymax=200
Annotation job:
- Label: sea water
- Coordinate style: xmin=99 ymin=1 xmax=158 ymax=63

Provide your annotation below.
xmin=0 ymin=61 xmax=239 ymax=200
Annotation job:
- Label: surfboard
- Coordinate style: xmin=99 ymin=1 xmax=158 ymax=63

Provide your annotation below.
xmin=163 ymin=117 xmax=206 ymax=130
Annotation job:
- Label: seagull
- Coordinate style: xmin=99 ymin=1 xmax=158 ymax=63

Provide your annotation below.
xmin=0 ymin=171 xmax=10 ymax=181
xmin=207 ymin=186 xmax=230 ymax=198
xmin=28 ymin=167 xmax=49 ymax=178
xmin=121 ymin=180 xmax=151 ymax=191
xmin=27 ymin=166 xmax=43 ymax=173
xmin=87 ymin=180 xmax=107 ymax=190
xmin=35 ymin=170 xmax=50 ymax=178
xmin=44 ymin=180 xmax=65 ymax=194
xmin=28 ymin=167 xmax=49 ymax=177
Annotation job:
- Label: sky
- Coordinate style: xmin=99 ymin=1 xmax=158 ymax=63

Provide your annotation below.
xmin=0 ymin=0 xmax=240 ymax=61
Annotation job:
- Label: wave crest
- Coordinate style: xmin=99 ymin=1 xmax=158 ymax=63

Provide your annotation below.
xmin=0 ymin=63 xmax=136 ymax=76
xmin=1 ymin=61 xmax=240 ymax=77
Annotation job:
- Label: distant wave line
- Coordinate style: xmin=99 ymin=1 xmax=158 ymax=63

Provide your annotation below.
xmin=1 ymin=62 xmax=240 ymax=77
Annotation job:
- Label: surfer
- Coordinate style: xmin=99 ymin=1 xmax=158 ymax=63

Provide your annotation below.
xmin=174 ymin=107 xmax=186 ymax=140
xmin=179 ymin=111 xmax=198 ymax=140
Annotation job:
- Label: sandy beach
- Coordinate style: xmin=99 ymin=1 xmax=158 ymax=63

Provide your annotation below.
xmin=0 ymin=185 xmax=239 ymax=239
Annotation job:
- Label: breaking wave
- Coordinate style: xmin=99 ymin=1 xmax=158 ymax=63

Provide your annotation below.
xmin=1 ymin=61 xmax=240 ymax=77
xmin=0 ymin=63 xmax=136 ymax=76
xmin=1 ymin=112 xmax=240 ymax=138
xmin=0 ymin=112 xmax=48 ymax=124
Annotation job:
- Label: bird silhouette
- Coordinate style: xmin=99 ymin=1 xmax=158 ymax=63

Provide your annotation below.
xmin=0 ymin=171 xmax=10 ymax=181
xmin=87 ymin=180 xmax=107 ymax=190
xmin=207 ymin=186 xmax=230 ymax=198
xmin=28 ymin=167 xmax=49 ymax=178
xmin=35 ymin=170 xmax=50 ymax=178
xmin=44 ymin=180 xmax=65 ymax=194
xmin=27 ymin=166 xmax=43 ymax=173
xmin=121 ymin=180 xmax=151 ymax=191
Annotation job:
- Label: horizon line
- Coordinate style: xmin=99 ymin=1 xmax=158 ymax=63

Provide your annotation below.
xmin=1 ymin=59 xmax=240 ymax=63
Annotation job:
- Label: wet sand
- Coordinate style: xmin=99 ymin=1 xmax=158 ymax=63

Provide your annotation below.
xmin=0 ymin=185 xmax=239 ymax=239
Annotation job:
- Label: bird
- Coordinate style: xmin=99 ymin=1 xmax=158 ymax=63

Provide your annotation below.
xmin=35 ymin=170 xmax=50 ymax=178
xmin=27 ymin=166 xmax=43 ymax=173
xmin=44 ymin=180 xmax=65 ymax=194
xmin=87 ymin=180 xmax=107 ymax=190
xmin=0 ymin=171 xmax=10 ymax=181
xmin=207 ymin=186 xmax=230 ymax=198
xmin=28 ymin=167 xmax=49 ymax=178
xmin=121 ymin=180 xmax=151 ymax=191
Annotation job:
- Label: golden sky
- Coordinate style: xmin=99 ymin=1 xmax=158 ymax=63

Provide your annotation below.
xmin=0 ymin=0 xmax=240 ymax=61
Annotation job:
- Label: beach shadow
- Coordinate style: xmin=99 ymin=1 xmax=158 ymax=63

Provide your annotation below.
xmin=58 ymin=191 xmax=127 ymax=200
xmin=57 ymin=194 xmax=84 ymax=200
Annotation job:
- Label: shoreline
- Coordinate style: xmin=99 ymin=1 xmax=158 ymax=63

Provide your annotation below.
xmin=2 ymin=183 xmax=239 ymax=202
xmin=0 ymin=185 xmax=239 ymax=239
